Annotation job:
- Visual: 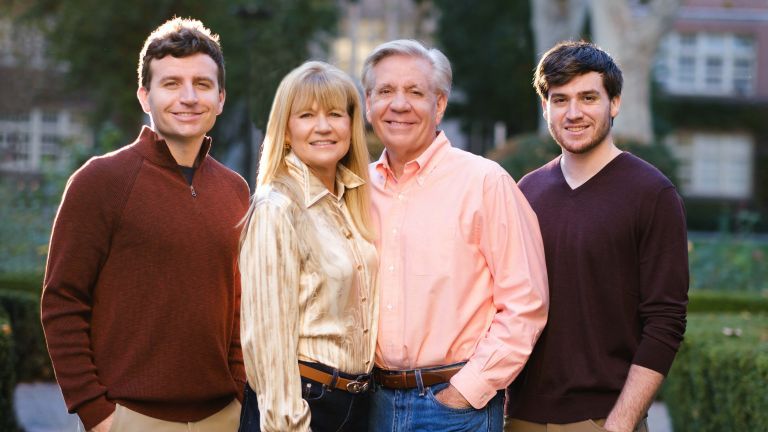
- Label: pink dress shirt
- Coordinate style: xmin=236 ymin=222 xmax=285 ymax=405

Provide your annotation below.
xmin=369 ymin=131 xmax=549 ymax=409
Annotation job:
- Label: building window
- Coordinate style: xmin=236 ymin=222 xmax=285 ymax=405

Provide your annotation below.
xmin=667 ymin=132 xmax=753 ymax=199
xmin=655 ymin=32 xmax=757 ymax=97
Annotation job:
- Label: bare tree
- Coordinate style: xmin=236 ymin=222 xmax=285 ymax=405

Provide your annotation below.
xmin=531 ymin=0 xmax=589 ymax=134
xmin=590 ymin=0 xmax=681 ymax=143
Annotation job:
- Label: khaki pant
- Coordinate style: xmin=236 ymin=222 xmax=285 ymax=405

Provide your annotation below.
xmin=504 ymin=417 xmax=649 ymax=432
xmin=108 ymin=399 xmax=241 ymax=432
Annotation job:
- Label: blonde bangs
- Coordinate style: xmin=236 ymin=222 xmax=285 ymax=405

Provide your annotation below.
xmin=290 ymin=72 xmax=355 ymax=116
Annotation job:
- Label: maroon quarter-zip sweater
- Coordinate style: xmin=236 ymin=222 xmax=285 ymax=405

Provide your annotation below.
xmin=42 ymin=126 xmax=249 ymax=429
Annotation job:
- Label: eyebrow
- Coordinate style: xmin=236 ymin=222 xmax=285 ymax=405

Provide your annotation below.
xmin=550 ymin=89 xmax=600 ymax=98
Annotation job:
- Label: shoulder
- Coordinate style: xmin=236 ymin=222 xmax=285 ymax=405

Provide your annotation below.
xmin=64 ymin=143 xmax=142 ymax=198
xmin=617 ymin=152 xmax=675 ymax=191
xmin=444 ymin=146 xmax=510 ymax=181
xmin=204 ymin=156 xmax=250 ymax=201
xmin=518 ymin=157 xmax=561 ymax=192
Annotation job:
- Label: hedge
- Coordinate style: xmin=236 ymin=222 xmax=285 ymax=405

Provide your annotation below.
xmin=688 ymin=290 xmax=768 ymax=314
xmin=663 ymin=313 xmax=768 ymax=431
xmin=0 ymin=290 xmax=52 ymax=382
xmin=0 ymin=309 xmax=20 ymax=432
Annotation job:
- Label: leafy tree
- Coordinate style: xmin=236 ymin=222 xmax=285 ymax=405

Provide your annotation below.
xmin=433 ymin=0 xmax=538 ymax=155
xmin=3 ymin=0 xmax=338 ymax=168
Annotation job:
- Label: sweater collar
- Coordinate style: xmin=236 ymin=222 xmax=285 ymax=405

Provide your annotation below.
xmin=132 ymin=126 xmax=212 ymax=169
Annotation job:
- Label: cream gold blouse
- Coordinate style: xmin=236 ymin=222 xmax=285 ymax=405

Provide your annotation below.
xmin=239 ymin=153 xmax=379 ymax=432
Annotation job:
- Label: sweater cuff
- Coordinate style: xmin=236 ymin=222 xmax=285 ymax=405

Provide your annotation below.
xmin=632 ymin=336 xmax=679 ymax=376
xmin=77 ymin=396 xmax=116 ymax=430
xmin=450 ymin=364 xmax=496 ymax=409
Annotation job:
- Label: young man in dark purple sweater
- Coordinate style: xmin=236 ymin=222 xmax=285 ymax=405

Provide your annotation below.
xmin=505 ymin=41 xmax=689 ymax=432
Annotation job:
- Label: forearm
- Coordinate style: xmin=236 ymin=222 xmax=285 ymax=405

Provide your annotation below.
xmin=604 ymin=364 xmax=664 ymax=432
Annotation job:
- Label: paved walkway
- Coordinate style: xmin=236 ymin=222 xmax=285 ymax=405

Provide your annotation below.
xmin=13 ymin=382 xmax=674 ymax=432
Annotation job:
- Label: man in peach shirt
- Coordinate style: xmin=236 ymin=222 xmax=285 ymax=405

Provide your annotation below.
xmin=362 ymin=39 xmax=549 ymax=431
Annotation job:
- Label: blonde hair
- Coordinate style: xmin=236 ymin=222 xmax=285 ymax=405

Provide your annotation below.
xmin=246 ymin=60 xmax=374 ymax=241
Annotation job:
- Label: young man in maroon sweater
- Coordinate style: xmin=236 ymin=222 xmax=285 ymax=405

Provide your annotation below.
xmin=505 ymin=41 xmax=689 ymax=432
xmin=41 ymin=18 xmax=249 ymax=432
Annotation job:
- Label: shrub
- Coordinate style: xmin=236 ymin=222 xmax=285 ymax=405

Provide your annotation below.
xmin=0 ymin=273 xmax=43 ymax=296
xmin=663 ymin=313 xmax=768 ymax=432
xmin=0 ymin=309 xmax=20 ymax=432
xmin=688 ymin=235 xmax=768 ymax=292
xmin=688 ymin=290 xmax=768 ymax=314
xmin=0 ymin=290 xmax=52 ymax=382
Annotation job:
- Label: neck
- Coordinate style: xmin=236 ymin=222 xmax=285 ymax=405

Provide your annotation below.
xmin=311 ymin=166 xmax=337 ymax=195
xmin=158 ymin=133 xmax=204 ymax=167
xmin=560 ymin=138 xmax=622 ymax=189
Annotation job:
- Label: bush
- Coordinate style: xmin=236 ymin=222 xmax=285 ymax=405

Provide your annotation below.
xmin=689 ymin=235 xmax=768 ymax=292
xmin=0 ymin=290 xmax=52 ymax=382
xmin=663 ymin=313 xmax=768 ymax=432
xmin=688 ymin=290 xmax=768 ymax=313
xmin=0 ymin=309 xmax=20 ymax=432
xmin=0 ymin=273 xmax=43 ymax=296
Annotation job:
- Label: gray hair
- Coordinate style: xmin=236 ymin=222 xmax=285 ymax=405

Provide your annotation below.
xmin=361 ymin=39 xmax=452 ymax=99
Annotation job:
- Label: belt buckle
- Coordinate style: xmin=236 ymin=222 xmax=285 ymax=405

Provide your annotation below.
xmin=346 ymin=379 xmax=369 ymax=394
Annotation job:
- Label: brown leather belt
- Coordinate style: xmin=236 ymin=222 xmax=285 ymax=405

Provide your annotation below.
xmin=298 ymin=363 xmax=370 ymax=394
xmin=373 ymin=364 xmax=463 ymax=389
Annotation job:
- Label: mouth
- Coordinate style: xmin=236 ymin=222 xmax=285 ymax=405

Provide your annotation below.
xmin=172 ymin=112 xmax=204 ymax=119
xmin=385 ymin=120 xmax=415 ymax=128
xmin=564 ymin=125 xmax=589 ymax=133
xmin=309 ymin=140 xmax=337 ymax=147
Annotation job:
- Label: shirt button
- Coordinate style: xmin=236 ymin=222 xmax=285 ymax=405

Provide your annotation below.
xmin=363 ymin=328 xmax=369 ymax=333
xmin=388 ymin=265 xmax=394 ymax=272
xmin=356 ymin=264 xmax=363 ymax=270
xmin=386 ymin=304 xmax=393 ymax=311
xmin=361 ymin=297 xmax=367 ymax=302
xmin=398 ymin=193 xmax=405 ymax=200
xmin=392 ymin=228 xmax=398 ymax=234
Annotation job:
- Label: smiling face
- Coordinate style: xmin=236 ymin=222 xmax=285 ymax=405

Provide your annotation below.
xmin=287 ymin=100 xmax=351 ymax=185
xmin=365 ymin=54 xmax=446 ymax=163
xmin=543 ymin=71 xmax=620 ymax=155
xmin=137 ymin=52 xmax=225 ymax=149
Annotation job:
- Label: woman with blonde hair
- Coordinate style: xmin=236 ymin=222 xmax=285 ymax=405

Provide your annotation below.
xmin=238 ymin=61 xmax=378 ymax=432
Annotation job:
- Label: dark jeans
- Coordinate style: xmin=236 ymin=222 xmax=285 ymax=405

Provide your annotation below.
xmin=239 ymin=363 xmax=370 ymax=432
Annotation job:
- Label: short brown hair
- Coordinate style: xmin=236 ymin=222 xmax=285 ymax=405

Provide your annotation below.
xmin=137 ymin=17 xmax=225 ymax=90
xmin=534 ymin=40 xmax=622 ymax=100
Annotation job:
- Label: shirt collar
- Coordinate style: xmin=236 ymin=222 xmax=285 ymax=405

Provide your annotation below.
xmin=286 ymin=152 xmax=365 ymax=208
xmin=133 ymin=125 xmax=212 ymax=169
xmin=374 ymin=130 xmax=451 ymax=186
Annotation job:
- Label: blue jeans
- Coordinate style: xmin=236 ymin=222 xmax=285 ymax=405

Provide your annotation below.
xmin=369 ymin=381 xmax=504 ymax=432
xmin=239 ymin=364 xmax=370 ymax=432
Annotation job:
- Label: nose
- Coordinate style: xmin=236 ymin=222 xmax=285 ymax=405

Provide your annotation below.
xmin=315 ymin=114 xmax=332 ymax=132
xmin=566 ymin=99 xmax=582 ymax=120
xmin=389 ymin=91 xmax=411 ymax=112
xmin=179 ymin=83 xmax=198 ymax=104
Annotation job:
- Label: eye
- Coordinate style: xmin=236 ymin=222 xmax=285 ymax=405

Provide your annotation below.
xmin=329 ymin=110 xmax=346 ymax=118
xmin=410 ymin=89 xmax=424 ymax=96
xmin=298 ymin=112 xmax=313 ymax=119
xmin=377 ymin=88 xmax=392 ymax=95
xmin=551 ymin=97 xmax=565 ymax=104
xmin=163 ymin=81 xmax=179 ymax=89
xmin=583 ymin=95 xmax=597 ymax=102
xmin=196 ymin=81 xmax=213 ymax=89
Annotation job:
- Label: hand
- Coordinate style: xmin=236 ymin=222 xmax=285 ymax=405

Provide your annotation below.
xmin=434 ymin=384 xmax=472 ymax=409
xmin=89 ymin=413 xmax=114 ymax=432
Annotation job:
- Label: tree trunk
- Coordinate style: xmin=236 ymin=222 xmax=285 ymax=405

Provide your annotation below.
xmin=531 ymin=0 xmax=589 ymax=134
xmin=589 ymin=0 xmax=680 ymax=144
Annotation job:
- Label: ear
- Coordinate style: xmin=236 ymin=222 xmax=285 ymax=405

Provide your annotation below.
xmin=137 ymin=87 xmax=151 ymax=114
xmin=610 ymin=95 xmax=621 ymax=119
xmin=540 ymin=97 xmax=549 ymax=121
xmin=435 ymin=93 xmax=448 ymax=125
xmin=216 ymin=89 xmax=226 ymax=115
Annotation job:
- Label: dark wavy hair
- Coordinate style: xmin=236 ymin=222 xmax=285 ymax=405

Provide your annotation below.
xmin=137 ymin=17 xmax=225 ymax=90
xmin=534 ymin=40 xmax=622 ymax=100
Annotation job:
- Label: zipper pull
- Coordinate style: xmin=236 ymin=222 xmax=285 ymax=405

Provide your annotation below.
xmin=190 ymin=185 xmax=197 ymax=197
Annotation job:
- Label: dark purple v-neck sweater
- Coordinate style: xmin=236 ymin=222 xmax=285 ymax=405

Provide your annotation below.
xmin=506 ymin=152 xmax=689 ymax=423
